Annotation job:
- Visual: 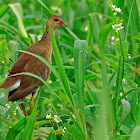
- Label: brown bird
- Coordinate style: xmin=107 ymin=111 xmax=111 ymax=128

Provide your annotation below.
xmin=0 ymin=15 xmax=68 ymax=116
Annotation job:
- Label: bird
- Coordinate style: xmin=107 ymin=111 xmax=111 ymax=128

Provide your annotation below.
xmin=0 ymin=15 xmax=68 ymax=116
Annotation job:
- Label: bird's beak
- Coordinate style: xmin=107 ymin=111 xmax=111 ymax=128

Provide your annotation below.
xmin=60 ymin=20 xmax=68 ymax=27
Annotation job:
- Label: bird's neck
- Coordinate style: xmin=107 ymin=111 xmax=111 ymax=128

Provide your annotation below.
xmin=41 ymin=24 xmax=55 ymax=40
xmin=40 ymin=24 xmax=55 ymax=61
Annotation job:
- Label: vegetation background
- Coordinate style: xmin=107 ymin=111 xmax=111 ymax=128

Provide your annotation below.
xmin=0 ymin=0 xmax=140 ymax=139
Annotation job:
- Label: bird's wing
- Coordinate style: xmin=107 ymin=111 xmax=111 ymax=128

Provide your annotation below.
xmin=8 ymin=86 xmax=37 ymax=101
xmin=0 ymin=53 xmax=29 ymax=90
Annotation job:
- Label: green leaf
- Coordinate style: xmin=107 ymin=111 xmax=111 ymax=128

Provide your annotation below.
xmin=0 ymin=5 xmax=9 ymax=18
xmin=115 ymin=56 xmax=124 ymax=111
xmin=0 ymin=20 xmax=22 ymax=38
xmin=34 ymin=120 xmax=54 ymax=128
xmin=85 ymin=82 xmax=99 ymax=105
xmin=120 ymin=99 xmax=131 ymax=126
xmin=6 ymin=116 xmax=29 ymax=140
xmin=126 ymin=91 xmax=139 ymax=125
xmin=0 ymin=117 xmax=14 ymax=127
xmin=0 ymin=92 xmax=7 ymax=106
xmin=88 ymin=13 xmax=100 ymax=43
xmin=49 ymin=27 xmax=84 ymax=138
xmin=47 ymin=132 xmax=56 ymax=140
xmin=36 ymin=0 xmax=53 ymax=16
xmin=20 ymin=92 xmax=41 ymax=140
xmin=116 ymin=41 xmax=128 ymax=59
xmin=62 ymin=124 xmax=83 ymax=140
xmin=84 ymin=108 xmax=97 ymax=128
xmin=4 ymin=102 xmax=22 ymax=120
xmin=0 ymin=40 xmax=10 ymax=64
xmin=9 ymin=3 xmax=28 ymax=37
xmin=130 ymin=126 xmax=140 ymax=140
xmin=74 ymin=40 xmax=86 ymax=133
xmin=49 ymin=25 xmax=73 ymax=106
xmin=64 ymin=28 xmax=80 ymax=40
xmin=95 ymin=20 xmax=118 ymax=140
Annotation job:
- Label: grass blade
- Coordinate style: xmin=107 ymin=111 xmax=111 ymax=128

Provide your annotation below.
xmin=0 ymin=117 xmax=14 ymax=127
xmin=4 ymin=102 xmax=22 ymax=120
xmin=0 ymin=21 xmax=21 ymax=37
xmin=74 ymin=40 xmax=86 ymax=134
xmin=36 ymin=0 xmax=53 ymax=16
xmin=115 ymin=56 xmax=124 ymax=111
xmin=49 ymin=25 xmax=73 ymax=106
xmin=20 ymin=92 xmax=41 ymax=140
xmin=6 ymin=116 xmax=29 ymax=140
xmin=49 ymin=27 xmax=85 ymax=137
xmin=95 ymin=21 xmax=118 ymax=140
xmin=0 ymin=5 xmax=9 ymax=18
xmin=9 ymin=3 xmax=28 ymax=38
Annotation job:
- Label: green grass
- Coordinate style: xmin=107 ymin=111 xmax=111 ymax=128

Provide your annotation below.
xmin=0 ymin=0 xmax=140 ymax=139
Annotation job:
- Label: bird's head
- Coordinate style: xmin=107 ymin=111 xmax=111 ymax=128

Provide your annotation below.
xmin=48 ymin=15 xmax=68 ymax=29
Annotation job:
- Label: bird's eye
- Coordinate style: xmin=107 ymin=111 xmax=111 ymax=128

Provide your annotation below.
xmin=54 ymin=18 xmax=59 ymax=21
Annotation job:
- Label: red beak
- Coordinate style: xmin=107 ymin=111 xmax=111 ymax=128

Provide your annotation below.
xmin=60 ymin=20 xmax=68 ymax=27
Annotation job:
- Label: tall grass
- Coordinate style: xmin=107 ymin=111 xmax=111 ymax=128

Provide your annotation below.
xmin=0 ymin=0 xmax=140 ymax=139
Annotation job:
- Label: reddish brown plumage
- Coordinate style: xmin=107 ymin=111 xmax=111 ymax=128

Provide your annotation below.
xmin=0 ymin=15 xmax=68 ymax=102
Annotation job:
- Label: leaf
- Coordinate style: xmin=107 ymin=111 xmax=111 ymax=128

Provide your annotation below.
xmin=114 ymin=100 xmax=132 ymax=136
xmin=74 ymin=40 xmax=86 ymax=132
xmin=120 ymin=99 xmax=131 ymax=126
xmin=6 ymin=31 xmax=28 ymax=49
xmin=0 ymin=20 xmax=22 ymax=37
xmin=124 ymin=63 xmax=134 ymax=78
xmin=84 ymin=108 xmax=97 ymax=128
xmin=126 ymin=91 xmax=139 ymax=125
xmin=115 ymin=56 xmax=124 ymax=111
xmin=49 ymin=25 xmax=73 ymax=106
xmin=0 ymin=5 xmax=9 ymax=18
xmin=105 ymin=54 xmax=119 ymax=69
xmin=6 ymin=116 xmax=29 ymax=140
xmin=4 ymin=102 xmax=22 ymax=120
xmin=0 ymin=92 xmax=7 ymax=106
xmin=116 ymin=41 xmax=128 ymax=59
xmin=47 ymin=132 xmax=56 ymax=140
xmin=88 ymin=13 xmax=100 ymax=42
xmin=34 ymin=120 xmax=54 ymax=128
xmin=95 ymin=20 xmax=118 ymax=140
xmin=9 ymin=3 xmax=28 ymax=37
xmin=130 ymin=126 xmax=140 ymax=140
xmin=49 ymin=27 xmax=84 ymax=137
xmin=0 ymin=40 xmax=10 ymax=64
xmin=36 ymin=0 xmax=53 ymax=16
xmin=126 ymin=54 xmax=140 ymax=61
xmin=62 ymin=124 xmax=83 ymax=140
xmin=115 ymin=135 xmax=130 ymax=139
xmin=64 ymin=28 xmax=80 ymax=40
xmin=85 ymin=83 xmax=99 ymax=105
xmin=0 ymin=117 xmax=14 ymax=127
xmin=20 ymin=92 xmax=41 ymax=140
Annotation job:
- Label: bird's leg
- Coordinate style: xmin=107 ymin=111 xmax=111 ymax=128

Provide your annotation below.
xmin=30 ymin=86 xmax=41 ymax=112
xmin=30 ymin=93 xmax=35 ymax=113
xmin=21 ymin=99 xmax=28 ymax=116
xmin=30 ymin=86 xmax=58 ymax=135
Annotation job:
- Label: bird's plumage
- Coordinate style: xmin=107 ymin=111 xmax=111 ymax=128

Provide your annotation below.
xmin=0 ymin=15 xmax=68 ymax=102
